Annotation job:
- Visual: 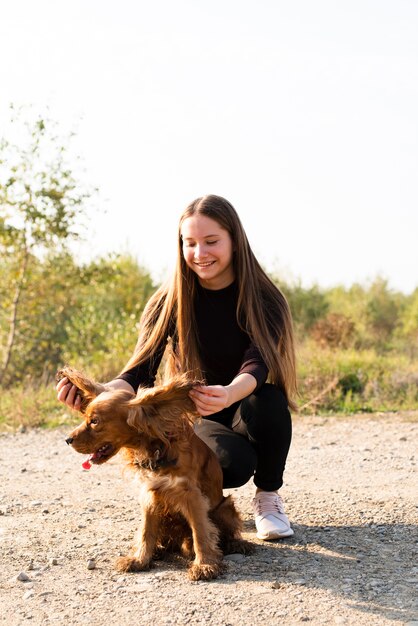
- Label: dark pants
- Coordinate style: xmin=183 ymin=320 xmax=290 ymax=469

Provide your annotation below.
xmin=194 ymin=384 xmax=292 ymax=491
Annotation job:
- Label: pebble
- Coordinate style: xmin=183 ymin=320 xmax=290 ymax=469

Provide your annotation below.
xmin=49 ymin=558 xmax=59 ymax=566
xmin=17 ymin=572 xmax=30 ymax=582
xmin=250 ymin=586 xmax=271 ymax=595
xmin=87 ymin=559 xmax=96 ymax=570
xmin=126 ymin=583 xmax=153 ymax=593
xmin=224 ymin=553 xmax=246 ymax=563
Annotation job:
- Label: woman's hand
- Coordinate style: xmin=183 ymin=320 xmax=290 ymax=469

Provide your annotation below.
xmin=189 ymin=385 xmax=231 ymax=416
xmin=56 ymin=376 xmax=82 ymax=411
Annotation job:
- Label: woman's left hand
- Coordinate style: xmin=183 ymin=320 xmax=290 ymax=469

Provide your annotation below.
xmin=189 ymin=385 xmax=230 ymax=416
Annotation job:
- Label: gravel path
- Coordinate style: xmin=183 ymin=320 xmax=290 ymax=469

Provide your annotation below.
xmin=0 ymin=412 xmax=417 ymax=626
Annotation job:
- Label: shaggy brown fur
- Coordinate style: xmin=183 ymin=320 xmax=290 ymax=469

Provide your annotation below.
xmin=58 ymin=366 xmax=252 ymax=580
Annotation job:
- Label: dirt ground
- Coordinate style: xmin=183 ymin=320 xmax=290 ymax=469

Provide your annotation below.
xmin=0 ymin=412 xmax=417 ymax=626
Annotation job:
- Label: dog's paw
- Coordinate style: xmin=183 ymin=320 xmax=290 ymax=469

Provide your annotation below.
xmin=224 ymin=537 xmax=255 ymax=555
xmin=116 ymin=556 xmax=152 ymax=573
xmin=187 ymin=561 xmax=226 ymax=581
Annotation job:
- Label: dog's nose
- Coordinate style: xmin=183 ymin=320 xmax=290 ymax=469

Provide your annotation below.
xmin=66 ymin=437 xmax=74 ymax=445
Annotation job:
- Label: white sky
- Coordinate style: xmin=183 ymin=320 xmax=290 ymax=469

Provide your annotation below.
xmin=1 ymin=0 xmax=417 ymax=293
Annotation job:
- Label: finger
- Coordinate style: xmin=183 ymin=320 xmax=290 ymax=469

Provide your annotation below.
xmin=56 ymin=377 xmax=69 ymax=392
xmin=57 ymin=383 xmax=71 ymax=403
xmin=190 ymin=388 xmax=211 ymax=398
xmin=191 ymin=388 xmax=222 ymax=400
xmin=64 ymin=384 xmax=78 ymax=408
xmin=192 ymin=397 xmax=220 ymax=412
xmin=196 ymin=406 xmax=219 ymax=417
xmin=74 ymin=394 xmax=82 ymax=410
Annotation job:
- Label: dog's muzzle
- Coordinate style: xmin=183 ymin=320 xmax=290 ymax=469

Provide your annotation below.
xmin=66 ymin=437 xmax=74 ymax=445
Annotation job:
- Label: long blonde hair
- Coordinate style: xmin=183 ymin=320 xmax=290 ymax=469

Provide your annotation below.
xmin=121 ymin=195 xmax=297 ymax=410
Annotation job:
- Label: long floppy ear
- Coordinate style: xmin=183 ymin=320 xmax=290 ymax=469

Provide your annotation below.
xmin=127 ymin=374 xmax=200 ymax=438
xmin=56 ymin=366 xmax=106 ymax=413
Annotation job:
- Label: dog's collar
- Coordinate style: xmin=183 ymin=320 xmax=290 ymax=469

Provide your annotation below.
xmin=134 ymin=447 xmax=177 ymax=472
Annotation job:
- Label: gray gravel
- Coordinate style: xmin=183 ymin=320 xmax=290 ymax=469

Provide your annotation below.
xmin=0 ymin=412 xmax=417 ymax=625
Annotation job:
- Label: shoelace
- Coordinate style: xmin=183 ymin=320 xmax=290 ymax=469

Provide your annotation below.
xmin=253 ymin=493 xmax=285 ymax=516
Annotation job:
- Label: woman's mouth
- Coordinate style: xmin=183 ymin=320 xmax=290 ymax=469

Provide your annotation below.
xmin=194 ymin=261 xmax=215 ymax=268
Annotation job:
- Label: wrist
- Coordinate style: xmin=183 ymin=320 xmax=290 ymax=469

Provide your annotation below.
xmin=224 ymin=385 xmax=233 ymax=408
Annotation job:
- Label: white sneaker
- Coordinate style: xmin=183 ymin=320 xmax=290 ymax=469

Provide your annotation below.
xmin=252 ymin=491 xmax=294 ymax=540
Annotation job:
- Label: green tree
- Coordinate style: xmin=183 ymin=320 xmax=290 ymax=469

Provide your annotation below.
xmin=395 ymin=288 xmax=418 ymax=358
xmin=365 ymin=278 xmax=402 ymax=350
xmin=272 ymin=278 xmax=329 ymax=336
xmin=0 ymin=106 xmax=92 ymax=386
xmin=62 ymin=254 xmax=156 ymax=381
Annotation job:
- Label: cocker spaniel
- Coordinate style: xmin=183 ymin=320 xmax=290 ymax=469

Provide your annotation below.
xmin=58 ymin=366 xmax=251 ymax=580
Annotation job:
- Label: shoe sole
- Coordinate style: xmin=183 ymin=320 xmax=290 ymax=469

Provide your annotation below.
xmin=256 ymin=528 xmax=294 ymax=540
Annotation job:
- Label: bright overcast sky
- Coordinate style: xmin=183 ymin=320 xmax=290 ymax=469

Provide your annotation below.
xmin=1 ymin=0 xmax=417 ymax=293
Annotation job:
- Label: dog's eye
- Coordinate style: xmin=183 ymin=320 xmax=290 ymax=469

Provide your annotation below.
xmin=90 ymin=418 xmax=99 ymax=425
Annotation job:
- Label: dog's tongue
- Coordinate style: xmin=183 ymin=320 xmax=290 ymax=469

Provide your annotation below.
xmin=82 ymin=457 xmax=92 ymax=470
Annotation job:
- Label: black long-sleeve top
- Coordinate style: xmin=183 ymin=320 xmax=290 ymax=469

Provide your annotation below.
xmin=117 ymin=281 xmax=269 ymax=392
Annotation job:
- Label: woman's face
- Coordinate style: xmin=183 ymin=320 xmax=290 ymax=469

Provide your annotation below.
xmin=181 ymin=214 xmax=234 ymax=290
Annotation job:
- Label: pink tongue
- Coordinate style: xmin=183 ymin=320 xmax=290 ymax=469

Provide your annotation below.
xmin=82 ymin=457 xmax=92 ymax=470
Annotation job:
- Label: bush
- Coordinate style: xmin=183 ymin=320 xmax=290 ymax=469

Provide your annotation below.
xmin=297 ymin=341 xmax=418 ymax=414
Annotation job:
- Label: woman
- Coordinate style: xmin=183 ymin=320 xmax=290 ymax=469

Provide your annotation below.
xmin=57 ymin=195 xmax=297 ymax=540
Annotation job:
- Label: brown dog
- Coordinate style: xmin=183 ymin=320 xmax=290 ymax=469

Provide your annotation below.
xmin=58 ymin=366 xmax=251 ymax=580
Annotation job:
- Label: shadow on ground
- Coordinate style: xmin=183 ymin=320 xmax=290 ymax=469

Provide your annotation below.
xmin=221 ymin=519 xmax=418 ymax=624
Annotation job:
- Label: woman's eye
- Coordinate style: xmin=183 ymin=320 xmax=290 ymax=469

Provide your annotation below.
xmin=206 ymin=240 xmax=218 ymax=245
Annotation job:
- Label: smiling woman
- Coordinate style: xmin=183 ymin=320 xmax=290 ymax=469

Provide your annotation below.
xmin=57 ymin=194 xmax=297 ymax=541
xmin=181 ymin=214 xmax=235 ymax=290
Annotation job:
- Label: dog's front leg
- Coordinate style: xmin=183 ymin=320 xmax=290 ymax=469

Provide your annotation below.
xmin=175 ymin=489 xmax=225 ymax=581
xmin=116 ymin=501 xmax=159 ymax=573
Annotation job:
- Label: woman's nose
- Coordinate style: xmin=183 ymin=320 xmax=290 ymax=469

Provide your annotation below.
xmin=194 ymin=244 xmax=207 ymax=258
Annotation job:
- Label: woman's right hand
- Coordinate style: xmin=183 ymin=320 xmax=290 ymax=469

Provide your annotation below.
xmin=56 ymin=376 xmax=82 ymax=411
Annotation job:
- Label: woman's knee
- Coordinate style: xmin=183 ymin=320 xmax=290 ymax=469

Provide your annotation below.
xmin=254 ymin=383 xmax=289 ymax=408
xmin=242 ymin=384 xmax=290 ymax=420
xmin=238 ymin=384 xmax=292 ymax=441
xmin=194 ymin=419 xmax=257 ymax=489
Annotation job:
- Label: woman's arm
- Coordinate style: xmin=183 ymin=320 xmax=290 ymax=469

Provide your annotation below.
xmin=189 ymin=372 xmax=257 ymax=417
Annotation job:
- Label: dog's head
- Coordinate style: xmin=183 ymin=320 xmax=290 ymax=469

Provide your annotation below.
xmin=65 ymin=389 xmax=137 ymax=463
xmin=64 ymin=372 xmax=199 ymax=465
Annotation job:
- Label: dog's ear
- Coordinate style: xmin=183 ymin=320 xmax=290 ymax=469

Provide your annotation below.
xmin=127 ymin=374 xmax=199 ymax=436
xmin=56 ymin=366 xmax=106 ymax=413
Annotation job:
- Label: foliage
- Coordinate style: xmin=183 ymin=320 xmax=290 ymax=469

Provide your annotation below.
xmin=297 ymin=340 xmax=418 ymax=414
xmin=275 ymin=279 xmax=329 ymax=334
xmin=0 ymin=252 xmax=155 ymax=387
xmin=0 ymin=105 xmax=93 ymax=386
xmin=311 ymin=313 xmax=355 ymax=349
xmin=61 ymin=254 xmax=155 ymax=381
xmin=0 ymin=252 xmax=416 ymax=430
